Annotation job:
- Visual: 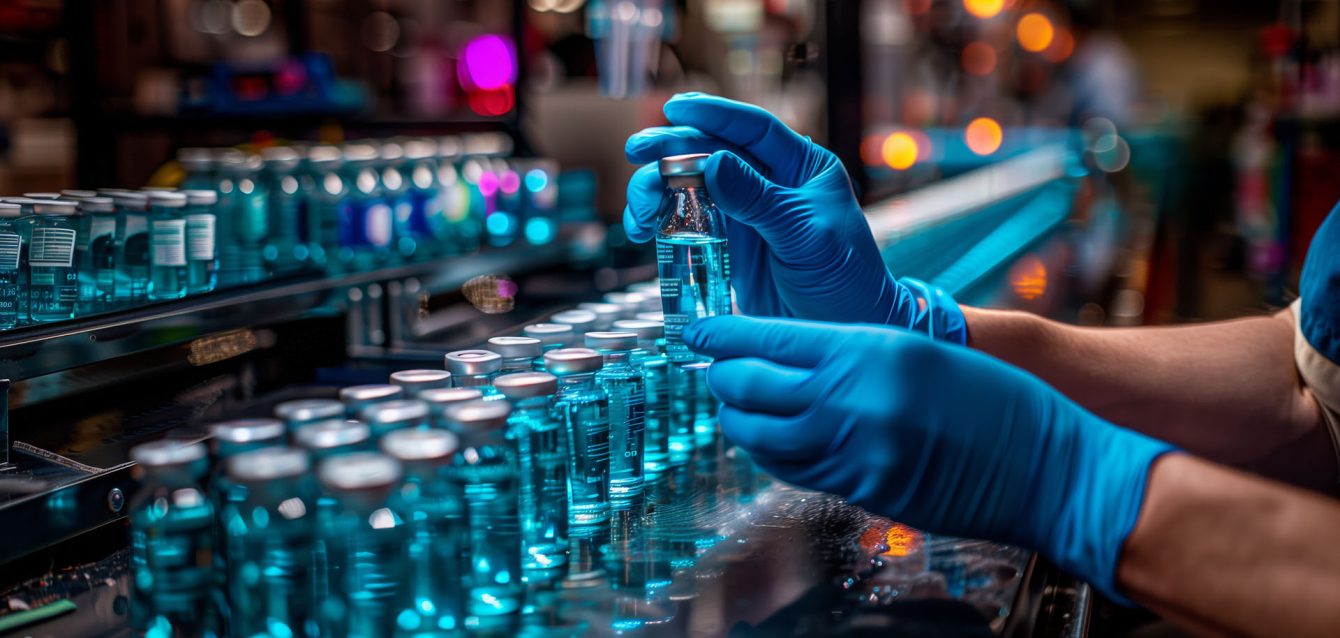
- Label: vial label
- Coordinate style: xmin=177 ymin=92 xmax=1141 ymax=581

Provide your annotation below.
xmin=0 ymin=232 xmax=19 ymax=271
xmin=30 ymin=228 xmax=76 ymax=267
xmin=152 ymin=219 xmax=187 ymax=266
xmin=186 ymin=214 xmax=216 ymax=260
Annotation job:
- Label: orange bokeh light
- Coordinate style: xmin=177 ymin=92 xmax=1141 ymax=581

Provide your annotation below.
xmin=964 ymin=0 xmax=1004 ymax=19
xmin=860 ymin=134 xmax=887 ymax=166
xmin=882 ymin=132 xmax=919 ymax=170
xmin=966 ymin=117 xmax=1003 ymax=155
xmin=1044 ymin=27 xmax=1075 ymax=63
xmin=1017 ymin=13 xmax=1055 ymax=53
xmin=962 ymin=41 xmax=997 ymax=76
xmin=1010 ymin=255 xmax=1048 ymax=300
xmin=906 ymin=0 xmax=932 ymax=15
xmin=883 ymin=524 xmax=922 ymax=558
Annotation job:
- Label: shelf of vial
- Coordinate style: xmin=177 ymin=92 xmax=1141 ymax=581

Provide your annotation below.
xmin=0 ymin=481 xmax=1078 ymax=637
xmin=0 ymin=242 xmax=569 ymax=382
xmin=76 ymin=108 xmax=519 ymax=133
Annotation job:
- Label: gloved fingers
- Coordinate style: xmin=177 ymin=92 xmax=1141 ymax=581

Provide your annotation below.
xmin=662 ymin=93 xmax=813 ymax=182
xmin=684 ymin=315 xmax=835 ymax=368
xmin=623 ymin=162 xmax=663 ymax=243
xmin=624 ymin=125 xmax=754 ymax=167
xmin=706 ymin=357 xmax=817 ymax=415
xmin=719 ymin=406 xmax=833 ymax=461
xmin=703 ymin=152 xmax=798 ymax=233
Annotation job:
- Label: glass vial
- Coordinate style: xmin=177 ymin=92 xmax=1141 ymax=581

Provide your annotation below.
xmin=215 ymin=149 xmax=269 ymax=286
xmin=543 ymin=348 xmax=611 ymax=527
xmin=106 ymin=189 xmax=150 ymax=306
xmin=444 ymin=350 xmax=503 ymax=396
xmin=260 ymin=146 xmax=305 ymax=274
xmin=0 ymin=203 xmax=23 ymax=328
xmin=28 ymin=199 xmax=80 ymax=322
xmin=494 ymin=372 xmax=569 ymax=582
xmin=75 ymin=196 xmax=118 ymax=314
xmin=487 ymin=336 xmax=544 ymax=374
xmin=586 ymin=331 xmax=646 ymax=505
xmin=359 ymin=399 xmax=431 ymax=440
xmin=302 ymin=145 xmax=350 ymax=272
xmin=339 ymin=384 xmax=406 ymax=420
xmin=182 ymin=189 xmax=219 ymax=295
xmin=339 ymin=143 xmax=394 ymax=270
xmin=419 ymin=387 xmax=485 ymax=429
xmin=274 ymin=398 xmax=345 ymax=434
xmin=614 ymin=318 xmax=671 ymax=476
xmin=146 ymin=191 xmax=189 ymax=300
xmin=389 ymin=369 xmax=453 ymax=398
xmin=655 ymin=153 xmax=733 ymax=362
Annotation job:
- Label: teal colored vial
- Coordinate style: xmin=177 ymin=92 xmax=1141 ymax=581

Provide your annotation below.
xmin=437 ymin=136 xmax=480 ymax=252
xmin=106 ymin=189 xmax=150 ymax=305
xmin=292 ymin=418 xmax=374 ymax=611
xmin=360 ymin=399 xmax=431 ymax=439
xmin=381 ymin=428 xmax=469 ymax=636
xmin=543 ymin=348 xmax=610 ymax=527
xmin=128 ymin=440 xmax=218 ymax=637
xmin=419 ymin=387 xmax=484 ymax=429
xmin=273 ymin=398 xmax=345 ymax=434
xmin=339 ymin=383 xmax=406 ymax=420
xmin=302 ymin=145 xmax=350 ymax=272
xmin=215 ymin=149 xmax=269 ymax=286
xmin=655 ymin=154 xmax=733 ymax=363
xmin=0 ymin=203 xmax=23 ymax=328
xmin=182 ymin=189 xmax=219 ymax=295
xmin=444 ymin=350 xmax=502 ymax=397
xmin=316 ymin=453 xmax=407 ymax=638
xmin=75 ymin=196 xmax=119 ymax=314
xmin=260 ymin=146 xmax=306 ymax=274
xmin=177 ymin=147 xmax=216 ymax=191
xmin=403 ymin=138 xmax=449 ymax=258
xmin=670 ymin=361 xmax=718 ymax=463
xmin=487 ymin=336 xmax=544 ymax=374
xmin=494 ymin=372 xmax=569 ymax=581
xmin=27 ymin=199 xmax=80 ymax=322
xmin=220 ymin=447 xmax=317 ymax=638
xmin=522 ymin=323 xmax=574 ymax=353
xmin=340 ymin=143 xmax=395 ymax=270
xmin=1 ymin=198 xmax=34 ymax=322
xmin=577 ymin=302 xmax=621 ymax=331
xmin=444 ymin=399 xmax=524 ymax=625
xmin=614 ymin=319 xmax=670 ymax=476
xmin=389 ymin=369 xmax=453 ymax=398
xmin=586 ymin=332 xmax=646 ymax=504
xmin=206 ymin=417 xmax=288 ymax=609
xmin=146 ymin=190 xmax=189 ymax=300
xmin=380 ymin=141 xmax=418 ymax=261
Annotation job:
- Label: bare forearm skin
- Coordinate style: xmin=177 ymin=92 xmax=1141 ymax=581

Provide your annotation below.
xmin=962 ymin=307 xmax=1334 ymax=491
xmin=1119 ymin=454 xmax=1340 ymax=637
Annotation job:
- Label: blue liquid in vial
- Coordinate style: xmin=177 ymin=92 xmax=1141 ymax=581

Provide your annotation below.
xmin=449 ymin=442 xmax=523 ymax=621
xmin=114 ymin=195 xmax=151 ymax=305
xmin=639 ymin=354 xmax=671 ymax=476
xmin=385 ymin=448 xmax=469 ymax=636
xmin=148 ymin=195 xmax=189 ymax=300
xmin=183 ymin=191 xmax=218 ymax=295
xmin=28 ymin=211 xmax=79 ymax=322
xmin=303 ymin=148 xmax=351 ymax=272
xmin=319 ymin=456 xmax=408 ymax=638
xmin=76 ymin=199 xmax=119 ymax=314
xmin=0 ymin=216 xmax=22 ymax=328
xmin=509 ymin=396 xmax=570 ymax=580
xmin=597 ymin=350 xmax=646 ymax=503
xmin=553 ymin=374 xmax=611 ymax=526
xmin=261 ymin=150 xmax=306 ymax=274
xmin=655 ymin=236 xmax=731 ymax=363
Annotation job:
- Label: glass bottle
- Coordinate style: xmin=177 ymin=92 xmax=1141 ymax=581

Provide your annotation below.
xmin=339 ymin=143 xmax=394 ymax=270
xmin=437 ymin=136 xmax=479 ymax=253
xmin=487 ymin=336 xmax=544 ymax=374
xmin=76 ymin=196 xmax=118 ymax=313
xmin=128 ymin=440 xmax=217 ymax=636
xmin=220 ymin=447 xmax=317 ymax=638
xmin=316 ymin=453 xmax=407 ymax=638
xmin=444 ymin=350 xmax=503 ymax=397
xmin=177 ymin=147 xmax=216 ymax=191
xmin=260 ymin=146 xmax=305 ymax=274
xmin=419 ymin=387 xmax=484 ymax=429
xmin=359 ymin=399 xmax=431 ymax=440
xmin=302 ymin=145 xmax=350 ymax=272
xmin=494 ymin=372 xmax=568 ymax=583
xmin=586 ymin=332 xmax=646 ymax=508
xmin=403 ymin=138 xmax=445 ymax=258
xmin=389 ymin=369 xmax=453 ymax=398
xmin=444 ymin=399 xmax=523 ymax=627
xmin=380 ymin=141 xmax=417 ymax=261
xmin=655 ymin=153 xmax=733 ymax=362
xmin=215 ymin=149 xmax=269 ymax=286
xmin=613 ymin=319 xmax=670 ymax=476
xmin=0 ymin=202 xmax=23 ymax=328
xmin=293 ymin=418 xmax=373 ymax=615
xmin=182 ymin=189 xmax=219 ymax=295
xmin=207 ymin=417 xmax=288 ymax=605
xmin=339 ymin=384 xmax=405 ymax=419
xmin=542 ymin=348 xmax=610 ymax=526
xmin=146 ymin=190 xmax=189 ymax=300
xmin=274 ymin=398 xmax=345 ymax=434
xmin=103 ymin=189 xmax=149 ymax=306
xmin=381 ymin=428 xmax=469 ymax=636
xmin=27 ymin=199 xmax=80 ymax=322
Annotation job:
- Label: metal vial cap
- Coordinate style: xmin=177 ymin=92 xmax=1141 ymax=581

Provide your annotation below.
xmin=339 ymin=384 xmax=405 ymax=405
xmin=381 ymin=428 xmax=460 ymax=463
xmin=33 ymin=200 xmax=79 ymax=215
xmin=294 ymin=419 xmax=371 ymax=450
xmin=494 ymin=372 xmax=559 ymax=399
xmin=488 ymin=336 xmax=543 ymax=359
xmin=390 ymin=369 xmax=453 ymax=392
xmin=603 ymin=292 xmax=646 ymax=309
xmin=60 ymin=189 xmax=99 ymax=200
xmin=78 ymin=197 xmax=116 ymax=214
xmin=177 ymin=147 xmax=215 ymax=168
xmin=183 ymin=189 xmax=218 ymax=206
xmin=578 ymin=302 xmax=621 ymax=319
xmin=226 ymin=446 xmax=310 ymax=483
xmin=444 ymin=399 xmax=512 ymax=432
xmin=360 ymin=399 xmax=431 ymax=425
xmin=23 ymin=192 xmax=60 ymax=199
xmin=585 ymin=331 xmax=638 ymax=351
xmin=658 ymin=153 xmax=710 ymax=177
xmin=419 ymin=387 xmax=484 ymax=409
xmin=342 ymin=143 xmax=378 ymax=163
xmin=444 ymin=350 xmax=502 ymax=375
xmin=107 ymin=190 xmax=149 ymax=208
xmin=550 ymin=309 xmax=597 ymax=329
xmin=210 ymin=418 xmax=286 ymax=445
xmin=612 ymin=319 xmax=664 ymax=341
xmin=0 ymin=203 xmax=20 ymax=219
xmin=635 ymin=311 xmax=665 ymax=322
xmin=131 ymin=440 xmax=208 ymax=467
xmin=147 ymin=191 xmax=187 ymax=208
xmin=542 ymin=348 xmax=603 ymax=375
xmin=274 ymin=399 xmax=345 ymax=423
xmin=261 ymin=146 xmax=302 ymax=166
xmin=523 ymin=323 xmax=574 ymax=347
xmin=318 ymin=452 xmax=403 ymax=492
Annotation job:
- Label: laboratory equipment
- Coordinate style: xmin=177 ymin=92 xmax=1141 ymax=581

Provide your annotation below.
xmin=76 ymin=196 xmax=118 ymax=313
xmin=577 ymin=302 xmax=621 ymax=330
xmin=487 ymin=335 xmax=543 ymax=373
xmin=106 ymin=189 xmax=150 ymax=305
xmin=340 ymin=143 xmax=395 ymax=269
xmin=127 ymin=440 xmax=216 ymax=636
xmin=419 ymin=387 xmax=485 ymax=428
xmin=177 ymin=147 xmax=215 ymax=190
xmin=316 ymin=453 xmax=407 ymax=638
xmin=444 ymin=399 xmax=524 ymax=625
xmin=542 ymin=348 xmax=611 ymax=527
xmin=444 ymin=350 xmax=503 ymax=396
xmin=655 ymin=153 xmax=733 ymax=362
xmin=339 ymin=384 xmax=406 ymax=419
xmin=522 ymin=323 xmax=574 ymax=352
xmin=379 ymin=141 xmax=417 ymax=260
xmin=359 ymin=398 xmax=431 ymax=439
xmin=28 ymin=199 xmax=81 ymax=322
xmin=402 ymin=139 xmax=448 ymax=258
xmin=390 ymin=369 xmax=454 ymax=397
xmin=494 ymin=371 xmax=569 ymax=581
xmin=182 ymin=189 xmax=219 ymax=295
xmin=259 ymin=146 xmax=305 ymax=273
xmin=585 ymin=331 xmax=646 ymax=504
xmin=549 ymin=309 xmax=597 ymax=334
xmin=0 ymin=203 xmax=22 ymax=328
xmin=273 ymin=398 xmax=345 ymax=433
xmin=219 ymin=447 xmax=316 ymax=638
xmin=215 ymin=150 xmax=269 ymax=286
xmin=302 ymin=145 xmax=350 ymax=272
xmin=381 ymin=428 xmax=469 ymax=635
xmin=146 ymin=190 xmax=189 ymax=300
xmin=613 ymin=318 xmax=670 ymax=475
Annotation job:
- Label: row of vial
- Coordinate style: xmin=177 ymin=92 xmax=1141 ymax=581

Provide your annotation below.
xmin=176 ymin=134 xmax=558 ymax=288
xmin=127 ymin=281 xmax=747 ymax=637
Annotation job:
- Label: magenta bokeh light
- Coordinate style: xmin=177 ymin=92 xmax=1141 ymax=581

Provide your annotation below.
xmin=460 ymin=35 xmax=516 ymax=91
xmin=478 ymin=171 xmax=500 ymax=197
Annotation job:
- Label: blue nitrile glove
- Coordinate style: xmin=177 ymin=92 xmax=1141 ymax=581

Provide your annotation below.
xmin=624 ymin=92 xmax=966 ymax=343
xmin=685 ymin=315 xmax=1176 ymax=602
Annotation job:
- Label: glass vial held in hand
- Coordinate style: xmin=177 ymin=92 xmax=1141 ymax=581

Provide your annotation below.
xmin=654 ymin=154 xmax=732 ymax=363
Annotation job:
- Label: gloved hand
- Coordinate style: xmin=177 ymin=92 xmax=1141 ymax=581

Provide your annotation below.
xmin=685 ymin=315 xmax=1176 ymax=602
xmin=625 ymin=93 xmax=966 ymax=343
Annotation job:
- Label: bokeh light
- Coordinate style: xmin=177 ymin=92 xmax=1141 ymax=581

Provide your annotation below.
xmin=965 ymin=118 xmax=1003 ymax=155
xmin=478 ymin=171 xmax=499 ymax=197
xmin=500 ymin=170 xmax=521 ymax=194
xmin=459 ymin=35 xmax=516 ymax=90
xmin=1016 ymin=13 xmax=1054 ymax=53
xmin=964 ymin=0 xmax=1004 ymax=19
xmin=1045 ymin=26 xmax=1075 ymax=62
xmin=860 ymin=134 xmax=887 ymax=166
xmin=1010 ymin=256 xmax=1047 ymax=300
xmin=881 ymin=132 xmax=919 ymax=170
xmin=467 ymin=85 xmax=515 ymax=116
xmin=962 ymin=41 xmax=997 ymax=76
xmin=524 ymin=169 xmax=549 ymax=193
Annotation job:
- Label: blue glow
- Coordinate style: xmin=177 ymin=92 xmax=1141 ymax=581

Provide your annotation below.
xmin=524 ymin=169 xmax=548 ymax=193
xmin=524 ymin=217 xmax=555 ymax=245
xmin=486 ymin=212 xmax=514 ymax=236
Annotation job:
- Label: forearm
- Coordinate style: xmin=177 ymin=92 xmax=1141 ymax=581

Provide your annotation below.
xmin=963 ymin=307 xmax=1334 ymax=491
xmin=1118 ymin=454 xmax=1340 ymax=637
